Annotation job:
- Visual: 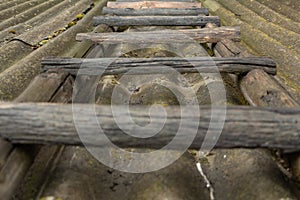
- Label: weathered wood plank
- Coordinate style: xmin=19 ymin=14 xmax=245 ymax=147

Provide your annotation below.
xmin=116 ymin=0 xmax=195 ymax=2
xmin=77 ymin=27 xmax=240 ymax=44
xmin=41 ymin=57 xmax=276 ymax=75
xmin=107 ymin=1 xmax=201 ymax=9
xmin=93 ymin=16 xmax=220 ymax=27
xmin=0 ymin=103 xmax=299 ymax=151
xmin=102 ymin=7 xmax=208 ymax=16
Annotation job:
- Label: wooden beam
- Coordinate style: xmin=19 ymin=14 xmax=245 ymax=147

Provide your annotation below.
xmin=77 ymin=27 xmax=239 ymax=44
xmin=241 ymin=69 xmax=299 ymax=108
xmin=0 ymin=103 xmax=299 ymax=151
xmin=214 ymin=40 xmax=298 ymax=108
xmin=102 ymin=7 xmax=209 ymax=16
xmin=116 ymin=0 xmax=195 ymax=2
xmin=41 ymin=57 xmax=276 ymax=75
xmin=93 ymin=16 xmax=220 ymax=27
xmin=107 ymin=1 xmax=201 ymax=9
xmin=214 ymin=39 xmax=300 ymax=181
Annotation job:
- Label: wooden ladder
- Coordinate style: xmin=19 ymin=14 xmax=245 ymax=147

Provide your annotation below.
xmin=0 ymin=0 xmax=299 ymax=199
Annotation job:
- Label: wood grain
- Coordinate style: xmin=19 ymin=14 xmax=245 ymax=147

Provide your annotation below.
xmin=41 ymin=57 xmax=276 ymax=75
xmin=102 ymin=7 xmax=209 ymax=16
xmin=116 ymin=0 xmax=195 ymax=2
xmin=77 ymin=27 xmax=240 ymax=44
xmin=241 ymin=69 xmax=298 ymax=107
xmin=0 ymin=65 xmax=74 ymax=200
xmin=107 ymin=1 xmax=201 ymax=9
xmin=93 ymin=16 xmax=220 ymax=27
xmin=0 ymin=103 xmax=299 ymax=151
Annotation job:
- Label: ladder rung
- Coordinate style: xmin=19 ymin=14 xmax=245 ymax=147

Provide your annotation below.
xmin=107 ymin=1 xmax=201 ymax=9
xmin=41 ymin=57 xmax=277 ymax=75
xmin=77 ymin=27 xmax=240 ymax=44
xmin=93 ymin=16 xmax=220 ymax=27
xmin=0 ymin=103 xmax=298 ymax=151
xmin=102 ymin=7 xmax=209 ymax=16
